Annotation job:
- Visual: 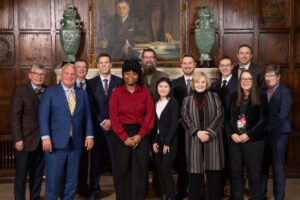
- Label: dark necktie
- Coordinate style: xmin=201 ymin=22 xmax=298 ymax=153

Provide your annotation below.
xmin=34 ymin=87 xmax=44 ymax=95
xmin=79 ymin=81 xmax=83 ymax=89
xmin=104 ymin=79 xmax=108 ymax=95
xmin=221 ymin=80 xmax=227 ymax=97
xmin=186 ymin=79 xmax=191 ymax=95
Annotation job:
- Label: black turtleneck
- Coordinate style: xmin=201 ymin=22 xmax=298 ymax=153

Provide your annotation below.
xmin=192 ymin=90 xmax=208 ymax=136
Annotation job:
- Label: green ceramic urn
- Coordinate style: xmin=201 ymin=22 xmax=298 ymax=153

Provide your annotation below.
xmin=194 ymin=4 xmax=215 ymax=67
xmin=59 ymin=4 xmax=81 ymax=62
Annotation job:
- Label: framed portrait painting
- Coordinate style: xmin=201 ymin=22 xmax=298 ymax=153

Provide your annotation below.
xmin=88 ymin=0 xmax=185 ymax=67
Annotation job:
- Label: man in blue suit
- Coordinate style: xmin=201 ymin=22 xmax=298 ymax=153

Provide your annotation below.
xmin=262 ymin=65 xmax=292 ymax=200
xmin=39 ymin=63 xmax=94 ymax=200
xmin=86 ymin=53 xmax=122 ymax=200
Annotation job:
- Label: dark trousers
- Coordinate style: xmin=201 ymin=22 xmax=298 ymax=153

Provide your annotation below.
xmin=90 ymin=131 xmax=115 ymax=196
xmin=228 ymin=139 xmax=265 ymax=200
xmin=112 ymin=125 xmax=150 ymax=200
xmin=154 ymin=138 xmax=178 ymax=199
xmin=189 ymin=171 xmax=222 ymax=200
xmin=262 ymin=133 xmax=288 ymax=200
xmin=77 ymin=146 xmax=89 ymax=192
xmin=14 ymin=145 xmax=44 ymax=200
xmin=175 ymin=127 xmax=188 ymax=198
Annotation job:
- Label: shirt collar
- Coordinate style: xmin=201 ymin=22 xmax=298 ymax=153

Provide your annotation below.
xmin=221 ymin=75 xmax=232 ymax=83
xmin=121 ymin=15 xmax=129 ymax=23
xmin=61 ymin=82 xmax=75 ymax=92
xmin=120 ymin=84 xmax=142 ymax=94
xmin=100 ymin=74 xmax=111 ymax=82
xmin=31 ymin=82 xmax=41 ymax=90
xmin=184 ymin=75 xmax=193 ymax=82
xmin=239 ymin=62 xmax=251 ymax=70
xmin=76 ymin=79 xmax=85 ymax=85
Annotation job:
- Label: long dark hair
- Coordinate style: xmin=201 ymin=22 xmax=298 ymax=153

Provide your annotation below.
xmin=122 ymin=59 xmax=144 ymax=87
xmin=236 ymin=70 xmax=260 ymax=106
xmin=153 ymin=77 xmax=173 ymax=102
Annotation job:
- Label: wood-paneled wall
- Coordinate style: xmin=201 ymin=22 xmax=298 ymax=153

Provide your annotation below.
xmin=0 ymin=0 xmax=299 ymax=180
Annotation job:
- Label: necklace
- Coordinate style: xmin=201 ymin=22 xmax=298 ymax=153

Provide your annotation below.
xmin=193 ymin=92 xmax=207 ymax=110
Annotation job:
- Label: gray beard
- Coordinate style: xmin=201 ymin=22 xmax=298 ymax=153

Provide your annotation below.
xmin=142 ymin=64 xmax=156 ymax=75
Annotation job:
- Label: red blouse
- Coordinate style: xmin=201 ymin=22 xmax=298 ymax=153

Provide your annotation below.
xmin=109 ymin=84 xmax=155 ymax=141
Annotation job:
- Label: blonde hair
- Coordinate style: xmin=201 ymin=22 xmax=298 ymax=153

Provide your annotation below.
xmin=191 ymin=72 xmax=210 ymax=90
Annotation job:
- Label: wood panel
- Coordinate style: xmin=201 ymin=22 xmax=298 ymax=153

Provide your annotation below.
xmin=258 ymin=33 xmax=289 ymax=64
xmin=260 ymin=0 xmax=290 ymax=29
xmin=280 ymin=67 xmax=289 ymax=87
xmin=0 ymin=69 xmax=15 ymax=101
xmin=223 ymin=33 xmax=254 ymax=65
xmin=296 ymin=0 xmax=300 ymax=29
xmin=223 ymin=0 xmax=254 ymax=29
xmin=19 ymin=0 xmax=51 ymax=30
xmin=294 ymin=33 xmax=300 ymax=63
xmin=19 ymin=34 xmax=52 ymax=66
xmin=0 ymin=34 xmax=14 ymax=66
xmin=0 ymin=103 xmax=10 ymax=134
xmin=290 ymin=135 xmax=300 ymax=165
xmin=0 ymin=0 xmax=13 ymax=29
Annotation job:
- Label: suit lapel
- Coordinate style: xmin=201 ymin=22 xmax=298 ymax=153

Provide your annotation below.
xmin=96 ymin=76 xmax=106 ymax=97
xmin=73 ymin=87 xmax=81 ymax=116
xmin=26 ymin=83 xmax=39 ymax=112
xmin=57 ymin=84 xmax=71 ymax=115
xmin=107 ymin=75 xmax=117 ymax=96
xmin=269 ymin=84 xmax=281 ymax=103
xmin=179 ymin=76 xmax=189 ymax=96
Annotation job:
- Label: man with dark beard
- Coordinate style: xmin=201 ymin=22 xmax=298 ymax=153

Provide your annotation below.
xmin=142 ymin=48 xmax=168 ymax=196
xmin=142 ymin=48 xmax=168 ymax=96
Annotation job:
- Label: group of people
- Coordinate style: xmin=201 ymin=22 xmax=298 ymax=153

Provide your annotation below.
xmin=10 ymin=45 xmax=292 ymax=200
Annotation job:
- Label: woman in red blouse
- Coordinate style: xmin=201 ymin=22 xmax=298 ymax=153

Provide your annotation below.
xmin=109 ymin=59 xmax=155 ymax=200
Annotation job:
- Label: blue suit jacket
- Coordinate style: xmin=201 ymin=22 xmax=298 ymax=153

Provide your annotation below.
xmin=38 ymin=83 xmax=93 ymax=149
xmin=266 ymin=84 xmax=292 ymax=134
xmin=86 ymin=75 xmax=122 ymax=133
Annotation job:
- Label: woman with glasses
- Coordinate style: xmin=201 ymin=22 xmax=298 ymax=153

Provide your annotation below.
xmin=226 ymin=70 xmax=268 ymax=200
xmin=261 ymin=65 xmax=292 ymax=200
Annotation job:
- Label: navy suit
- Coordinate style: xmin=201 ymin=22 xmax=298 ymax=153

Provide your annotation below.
xmin=86 ymin=75 xmax=122 ymax=196
xmin=39 ymin=83 xmax=93 ymax=200
xmin=262 ymin=84 xmax=292 ymax=200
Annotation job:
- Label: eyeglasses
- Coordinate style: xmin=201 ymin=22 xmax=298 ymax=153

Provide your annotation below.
xmin=31 ymin=72 xmax=46 ymax=77
xmin=265 ymin=75 xmax=277 ymax=78
xmin=241 ymin=78 xmax=253 ymax=82
xmin=219 ymin=64 xmax=232 ymax=68
xmin=143 ymin=56 xmax=155 ymax=59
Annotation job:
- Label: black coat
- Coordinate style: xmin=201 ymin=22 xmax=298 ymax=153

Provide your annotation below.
xmin=152 ymin=97 xmax=179 ymax=146
xmin=225 ymin=93 xmax=268 ymax=141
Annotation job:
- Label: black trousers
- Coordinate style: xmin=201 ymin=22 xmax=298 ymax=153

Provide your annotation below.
xmin=189 ymin=171 xmax=222 ymax=200
xmin=14 ymin=144 xmax=44 ymax=200
xmin=154 ymin=138 xmax=178 ymax=199
xmin=175 ymin=126 xmax=188 ymax=198
xmin=112 ymin=125 xmax=150 ymax=200
xmin=90 ymin=131 xmax=115 ymax=196
xmin=228 ymin=139 xmax=265 ymax=200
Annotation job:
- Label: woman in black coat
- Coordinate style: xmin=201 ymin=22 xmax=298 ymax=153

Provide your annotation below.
xmin=226 ymin=70 xmax=268 ymax=200
xmin=152 ymin=77 xmax=179 ymax=200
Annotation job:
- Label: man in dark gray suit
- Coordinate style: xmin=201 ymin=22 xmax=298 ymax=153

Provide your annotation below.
xmin=10 ymin=64 xmax=46 ymax=200
xmin=232 ymin=44 xmax=264 ymax=87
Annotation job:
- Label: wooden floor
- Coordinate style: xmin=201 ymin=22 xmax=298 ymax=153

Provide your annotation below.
xmin=1 ymin=175 xmax=300 ymax=199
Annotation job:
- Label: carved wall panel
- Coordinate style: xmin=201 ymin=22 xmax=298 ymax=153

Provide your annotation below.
xmin=0 ymin=34 xmax=14 ymax=66
xmin=223 ymin=0 xmax=254 ymax=29
xmin=19 ymin=34 xmax=52 ymax=66
xmin=0 ymin=69 xmax=15 ymax=101
xmin=0 ymin=0 xmax=13 ymax=29
xmin=0 ymin=103 xmax=10 ymax=135
xmin=294 ymin=33 xmax=300 ymax=63
xmin=19 ymin=0 xmax=51 ymax=30
xmin=223 ymin=33 xmax=254 ymax=64
xmin=258 ymin=33 xmax=289 ymax=64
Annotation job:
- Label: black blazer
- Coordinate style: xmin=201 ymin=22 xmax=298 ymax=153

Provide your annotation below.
xmin=210 ymin=76 xmax=238 ymax=115
xmin=86 ymin=75 xmax=122 ymax=133
xmin=232 ymin=62 xmax=265 ymax=88
xmin=225 ymin=93 xmax=268 ymax=141
xmin=172 ymin=76 xmax=193 ymax=110
xmin=152 ymin=98 xmax=179 ymax=146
